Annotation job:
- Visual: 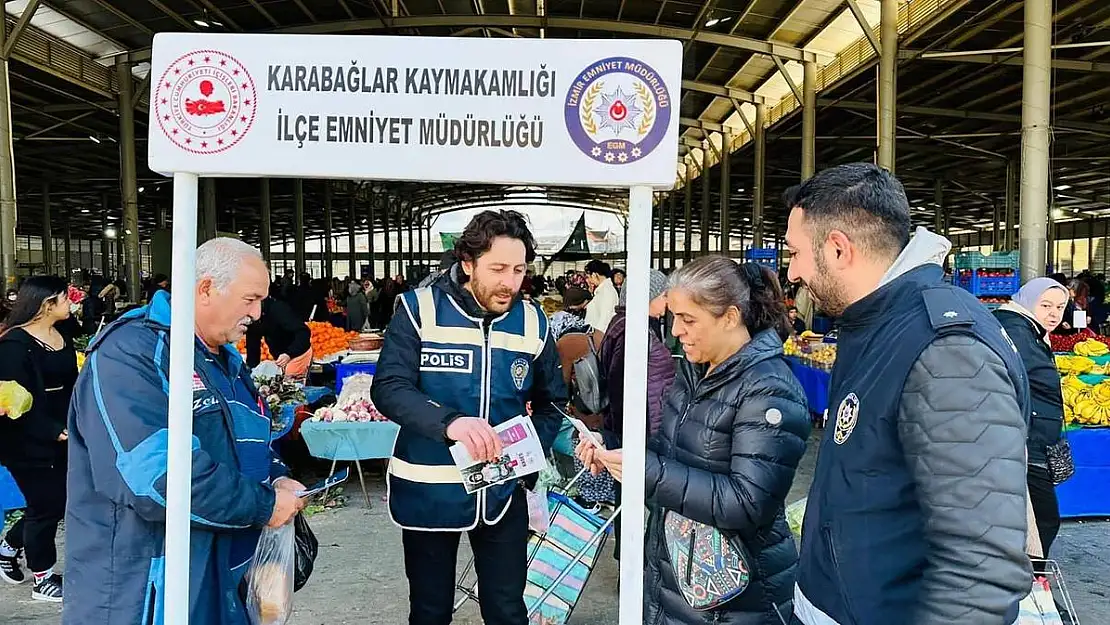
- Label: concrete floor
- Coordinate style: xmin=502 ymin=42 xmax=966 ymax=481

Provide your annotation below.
xmin=2 ymin=431 xmax=1108 ymax=625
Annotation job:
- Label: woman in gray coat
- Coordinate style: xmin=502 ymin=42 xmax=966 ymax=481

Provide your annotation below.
xmin=346 ymin=281 xmax=370 ymax=332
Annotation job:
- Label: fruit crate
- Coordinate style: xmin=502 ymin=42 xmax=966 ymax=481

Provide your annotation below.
xmin=978 ymin=295 xmax=1010 ymax=311
xmin=953 ymin=250 xmax=1020 ymax=271
xmin=744 ymin=247 xmax=779 ymax=270
xmin=955 ymin=268 xmax=1020 ymax=296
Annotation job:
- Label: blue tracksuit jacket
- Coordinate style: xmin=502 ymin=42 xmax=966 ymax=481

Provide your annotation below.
xmin=63 ymin=291 xmax=285 ymax=625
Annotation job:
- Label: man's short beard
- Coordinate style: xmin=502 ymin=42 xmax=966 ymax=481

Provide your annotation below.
xmin=807 ymin=253 xmax=850 ymax=317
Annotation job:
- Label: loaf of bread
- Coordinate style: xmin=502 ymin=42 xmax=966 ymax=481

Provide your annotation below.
xmin=250 ymin=562 xmax=290 ymax=624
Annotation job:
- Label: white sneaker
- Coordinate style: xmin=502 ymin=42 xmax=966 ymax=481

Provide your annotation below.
xmin=0 ymin=551 xmax=25 ymax=585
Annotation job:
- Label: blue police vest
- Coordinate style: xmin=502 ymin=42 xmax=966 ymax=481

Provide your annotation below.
xmin=387 ymin=286 xmax=549 ymax=530
xmin=795 ymin=265 xmax=1029 ymax=625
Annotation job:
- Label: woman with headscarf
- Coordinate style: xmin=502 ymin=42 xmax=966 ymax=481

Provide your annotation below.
xmin=994 ymin=278 xmax=1071 ymax=561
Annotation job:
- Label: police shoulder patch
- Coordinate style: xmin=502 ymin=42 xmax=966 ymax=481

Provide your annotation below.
xmin=833 ymin=393 xmax=860 ymax=445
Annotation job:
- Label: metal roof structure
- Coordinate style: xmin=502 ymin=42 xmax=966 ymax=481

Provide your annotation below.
xmin=2 ymin=0 xmax=1107 ymax=249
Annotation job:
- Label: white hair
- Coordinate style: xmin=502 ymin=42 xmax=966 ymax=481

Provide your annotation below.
xmin=196 ymin=237 xmax=263 ymax=292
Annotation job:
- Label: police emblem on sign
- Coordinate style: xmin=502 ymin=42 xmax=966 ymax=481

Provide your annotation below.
xmin=833 ymin=393 xmax=860 ymax=445
xmin=511 ymin=358 xmax=530 ymax=391
xmin=564 ymin=56 xmax=672 ymax=165
xmin=155 ymin=50 xmax=257 ymax=155
xmin=419 ymin=348 xmax=473 ymax=373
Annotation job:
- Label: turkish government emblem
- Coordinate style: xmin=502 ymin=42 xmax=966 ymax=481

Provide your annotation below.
xmin=833 ymin=393 xmax=860 ymax=445
xmin=155 ymin=50 xmax=257 ymax=155
xmin=564 ymin=56 xmax=671 ymax=165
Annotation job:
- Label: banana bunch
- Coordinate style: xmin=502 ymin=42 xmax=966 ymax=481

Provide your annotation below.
xmin=783 ymin=339 xmax=802 ymax=357
xmin=1075 ymin=339 xmax=1110 ymax=357
xmin=1066 ymin=380 xmax=1110 ymax=426
xmin=1056 ymin=355 xmax=1097 ymax=376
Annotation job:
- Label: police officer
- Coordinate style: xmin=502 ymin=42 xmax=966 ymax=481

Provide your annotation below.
xmin=371 ymin=210 xmax=566 ymax=625
xmin=784 ymin=164 xmax=1032 ymax=625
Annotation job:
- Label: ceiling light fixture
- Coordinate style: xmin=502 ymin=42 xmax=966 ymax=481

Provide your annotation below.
xmin=1054 ymin=184 xmax=1072 ymax=191
xmin=193 ymin=19 xmax=210 ymax=27
xmin=704 ymin=16 xmax=732 ymax=27
xmin=88 ymin=135 xmax=101 ymax=144
xmin=104 ymin=227 xmax=117 ymax=239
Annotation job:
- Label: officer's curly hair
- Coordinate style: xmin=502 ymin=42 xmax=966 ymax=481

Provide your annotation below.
xmin=454 ymin=210 xmax=537 ymax=268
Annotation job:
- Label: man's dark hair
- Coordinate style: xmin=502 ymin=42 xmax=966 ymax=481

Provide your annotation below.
xmin=784 ymin=163 xmax=912 ymax=260
xmin=454 ymin=210 xmax=537 ymax=264
xmin=585 ymin=260 xmax=612 ymax=278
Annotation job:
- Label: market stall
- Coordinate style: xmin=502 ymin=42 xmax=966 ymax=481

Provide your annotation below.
xmin=784 ymin=333 xmax=836 ymax=419
xmin=1052 ymin=335 xmax=1110 ymax=518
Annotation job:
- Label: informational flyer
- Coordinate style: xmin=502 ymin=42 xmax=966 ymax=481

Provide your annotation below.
xmin=450 ymin=415 xmax=548 ymax=494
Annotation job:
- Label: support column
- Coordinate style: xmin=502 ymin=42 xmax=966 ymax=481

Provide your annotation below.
xmin=418 ymin=212 xmax=425 ymax=272
xmin=323 ymin=183 xmax=333 ymax=279
xmin=117 ymin=56 xmax=140 ymax=301
xmin=383 ymin=198 xmax=392 ymax=279
xmin=999 ymin=199 xmax=1007 ymax=250
xmin=933 ymin=179 xmax=944 ymax=234
xmin=42 ymin=183 xmax=52 ymax=275
xmin=259 ymin=179 xmax=271 ymax=263
xmin=0 ymin=24 xmax=17 ymax=288
xmin=348 ymin=194 xmax=357 ymax=279
xmin=700 ymin=164 xmax=711 ymax=255
xmin=1019 ymin=0 xmax=1051 ymax=279
xmin=878 ymin=0 xmax=898 ymax=172
xmin=407 ymin=204 xmax=415 ymax=280
xmin=656 ymin=195 xmax=665 ymax=269
xmin=720 ymin=138 xmax=731 ymax=257
xmin=293 ymin=179 xmax=306 ymax=276
xmin=668 ymin=191 xmax=677 ymax=269
xmin=753 ymin=103 xmax=766 ymax=247
xmin=683 ymin=178 xmax=693 ymax=262
xmin=1004 ymin=160 xmax=1016 ymax=251
xmin=63 ymin=221 xmax=71 ymax=277
xmin=202 ymin=179 xmax=217 ymax=242
xmin=802 ymin=60 xmax=817 ymax=180
xmin=368 ymin=192 xmax=376 ymax=278
xmin=100 ymin=193 xmax=110 ymax=277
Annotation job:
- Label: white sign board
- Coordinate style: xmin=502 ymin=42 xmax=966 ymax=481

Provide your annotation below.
xmin=147 ymin=33 xmax=681 ymax=188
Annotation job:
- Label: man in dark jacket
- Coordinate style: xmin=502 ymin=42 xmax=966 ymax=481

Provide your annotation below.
xmin=64 ymin=238 xmax=306 ymax=625
xmin=785 ymin=163 xmax=1031 ymax=625
xmin=245 ymin=296 xmax=313 ymax=375
xmin=371 ymin=210 xmax=566 ymax=625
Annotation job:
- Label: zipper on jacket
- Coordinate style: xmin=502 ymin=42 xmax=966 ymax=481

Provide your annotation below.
xmin=822 ymin=525 xmax=858 ymax=625
xmin=478 ymin=318 xmax=493 ymax=523
xmin=684 ymin=526 xmax=696 ymax=585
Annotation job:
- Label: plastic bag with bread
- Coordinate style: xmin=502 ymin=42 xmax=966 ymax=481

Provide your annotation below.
xmin=245 ymin=522 xmax=295 ymax=625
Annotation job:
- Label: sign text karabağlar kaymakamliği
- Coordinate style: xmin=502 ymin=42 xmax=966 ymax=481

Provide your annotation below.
xmin=268 ymin=62 xmax=554 ymax=150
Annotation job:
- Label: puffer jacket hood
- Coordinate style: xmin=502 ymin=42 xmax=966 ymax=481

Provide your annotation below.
xmin=643 ymin=328 xmax=811 ymax=625
xmin=879 ymin=226 xmax=952 ymax=288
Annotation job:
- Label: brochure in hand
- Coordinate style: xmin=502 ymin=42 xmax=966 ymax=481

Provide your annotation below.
xmin=449 ymin=415 xmax=549 ymax=494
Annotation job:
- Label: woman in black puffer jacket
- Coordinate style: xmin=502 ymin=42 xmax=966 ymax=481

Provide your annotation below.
xmin=579 ymin=256 xmax=810 ymax=625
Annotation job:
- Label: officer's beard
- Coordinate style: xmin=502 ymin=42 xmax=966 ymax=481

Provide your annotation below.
xmin=470 ymin=276 xmax=517 ymax=314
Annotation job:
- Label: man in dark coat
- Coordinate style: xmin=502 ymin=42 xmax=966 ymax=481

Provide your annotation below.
xmin=785 ymin=164 xmax=1031 ymax=625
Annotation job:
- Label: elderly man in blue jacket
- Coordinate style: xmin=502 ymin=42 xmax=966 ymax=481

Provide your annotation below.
xmin=64 ymin=238 xmax=306 ymax=625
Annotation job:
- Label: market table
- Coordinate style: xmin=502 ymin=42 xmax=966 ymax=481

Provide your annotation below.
xmin=1056 ymin=427 xmax=1110 ymax=518
xmin=786 ymin=356 xmax=831 ymax=419
xmin=300 ymin=420 xmax=400 ymax=506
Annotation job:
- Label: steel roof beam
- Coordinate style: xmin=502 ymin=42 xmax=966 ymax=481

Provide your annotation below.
xmin=901 ymin=49 xmax=1110 ymax=73
xmin=682 ymin=80 xmax=764 ymax=104
xmin=270 ymin=15 xmax=816 ymax=62
xmin=845 ymin=0 xmax=880 ymax=55
xmin=818 ymin=99 xmax=1110 ymax=135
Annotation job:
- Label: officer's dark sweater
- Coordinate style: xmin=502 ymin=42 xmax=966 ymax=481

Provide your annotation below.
xmin=245 ymin=298 xmax=311 ymax=368
xmin=795 ymin=228 xmax=1031 ymax=625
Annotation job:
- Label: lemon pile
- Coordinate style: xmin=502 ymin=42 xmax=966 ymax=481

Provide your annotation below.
xmin=1075 ymin=339 xmax=1110 ymax=358
xmin=1063 ymin=375 xmax=1110 ymax=426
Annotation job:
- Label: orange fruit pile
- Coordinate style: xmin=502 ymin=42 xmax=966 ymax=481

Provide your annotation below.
xmin=309 ymin=321 xmax=359 ymax=358
xmin=235 ymin=336 xmax=272 ymax=361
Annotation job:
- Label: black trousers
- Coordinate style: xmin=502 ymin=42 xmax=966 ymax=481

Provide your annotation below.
xmin=1027 ymin=464 xmax=1061 ymax=560
xmin=402 ymin=491 xmax=529 ymax=625
xmin=4 ymin=463 xmax=67 ymax=573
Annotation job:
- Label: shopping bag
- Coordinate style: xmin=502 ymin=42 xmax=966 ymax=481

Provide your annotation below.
xmin=292 ymin=513 xmax=318 ymax=592
xmin=1017 ymin=576 xmax=1063 ymax=625
xmin=245 ymin=523 xmax=296 ymax=625
xmin=526 ymin=486 xmax=550 ymax=534
xmin=785 ymin=498 xmax=807 ymax=542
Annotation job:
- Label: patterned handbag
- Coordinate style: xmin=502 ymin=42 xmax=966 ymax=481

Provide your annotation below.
xmin=1046 ymin=437 xmax=1075 ymax=485
xmin=663 ymin=510 xmax=752 ymax=611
